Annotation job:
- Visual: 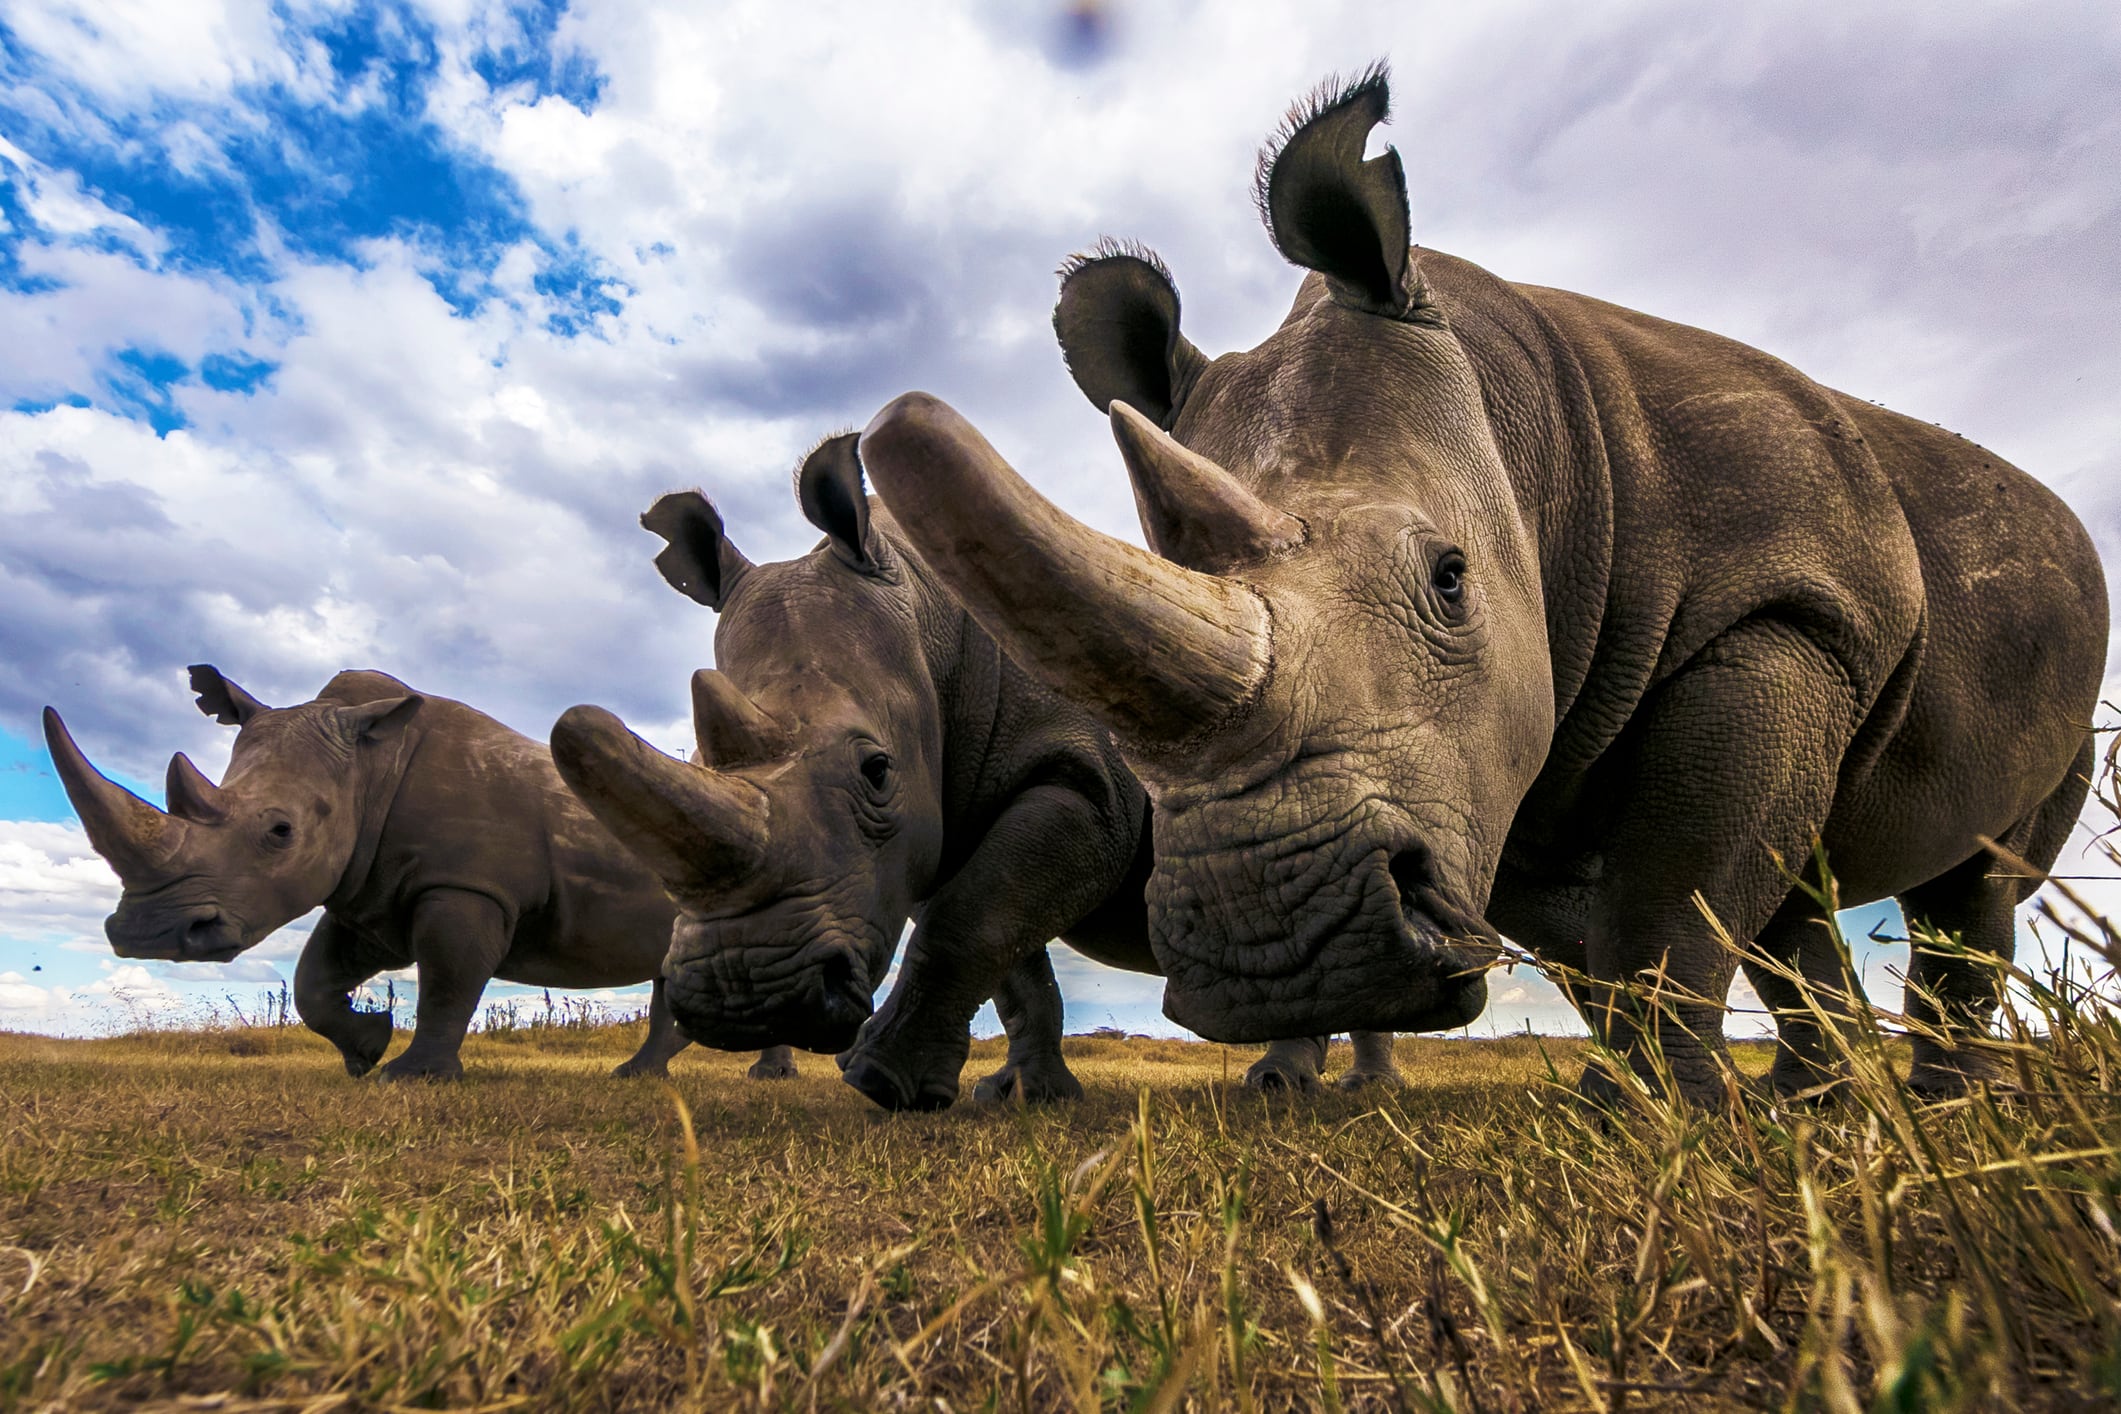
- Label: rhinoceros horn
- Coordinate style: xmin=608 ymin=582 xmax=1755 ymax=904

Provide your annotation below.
xmin=43 ymin=707 xmax=187 ymax=877
xmin=165 ymin=752 xmax=228 ymax=823
xmin=858 ymin=392 xmax=1270 ymax=750
xmin=690 ymin=669 xmax=787 ymax=769
xmin=551 ymin=704 xmax=768 ymax=892
xmin=1109 ymin=402 xmax=1303 ymax=575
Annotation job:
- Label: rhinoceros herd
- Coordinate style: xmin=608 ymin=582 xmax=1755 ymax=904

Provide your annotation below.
xmin=44 ymin=69 xmax=2106 ymax=1110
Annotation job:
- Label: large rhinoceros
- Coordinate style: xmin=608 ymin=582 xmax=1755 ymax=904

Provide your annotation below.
xmin=42 ymin=667 xmax=795 ymax=1081
xmin=549 ymin=436 xmax=1401 ymax=1108
xmin=854 ymin=67 xmax=2108 ymax=1104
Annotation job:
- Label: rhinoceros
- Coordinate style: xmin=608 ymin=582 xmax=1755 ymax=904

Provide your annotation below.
xmin=548 ymin=436 xmax=1400 ymax=1108
xmin=854 ymin=66 xmax=2108 ymax=1104
xmin=42 ymin=667 xmax=797 ymax=1081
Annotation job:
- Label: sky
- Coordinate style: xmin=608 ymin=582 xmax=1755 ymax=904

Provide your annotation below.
xmin=1 ymin=0 xmax=2116 ymax=1045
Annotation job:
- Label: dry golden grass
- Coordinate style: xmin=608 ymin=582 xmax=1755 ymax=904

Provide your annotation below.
xmin=3 ymin=996 xmax=2117 ymax=1412
xmin=7 ymin=739 xmax=2120 ymax=1410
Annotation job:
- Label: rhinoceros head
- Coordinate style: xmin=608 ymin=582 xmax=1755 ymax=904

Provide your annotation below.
xmin=552 ymin=435 xmax=946 ymax=1054
xmin=858 ymin=67 xmax=1555 ymax=1043
xmin=43 ymin=668 xmax=423 ymax=961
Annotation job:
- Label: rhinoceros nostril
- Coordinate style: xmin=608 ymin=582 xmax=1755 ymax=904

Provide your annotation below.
xmin=815 ymin=950 xmax=873 ymax=1028
xmin=184 ymin=914 xmax=224 ymax=951
xmin=1387 ymin=848 xmax=1432 ymax=914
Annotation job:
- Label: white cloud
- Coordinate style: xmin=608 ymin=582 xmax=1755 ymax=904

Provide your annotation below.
xmin=0 ymin=0 xmax=2115 ymax=1043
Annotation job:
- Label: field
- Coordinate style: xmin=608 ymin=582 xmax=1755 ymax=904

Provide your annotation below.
xmin=5 ymin=942 xmax=2120 ymax=1414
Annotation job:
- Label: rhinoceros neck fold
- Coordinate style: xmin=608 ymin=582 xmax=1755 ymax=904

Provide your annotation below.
xmin=323 ymin=723 xmax=423 ymax=918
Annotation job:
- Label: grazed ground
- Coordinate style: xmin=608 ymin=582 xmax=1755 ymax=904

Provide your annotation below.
xmin=3 ymin=1004 xmax=2117 ymax=1411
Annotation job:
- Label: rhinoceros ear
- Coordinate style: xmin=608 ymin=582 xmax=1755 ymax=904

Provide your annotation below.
xmin=189 ymin=664 xmax=270 ymax=727
xmin=335 ymin=694 xmax=422 ymax=744
xmin=1255 ymin=63 xmax=1428 ymax=321
xmin=796 ymin=433 xmax=880 ymax=573
xmin=641 ymin=491 xmax=753 ymax=610
xmin=1053 ymin=242 xmax=1208 ymax=429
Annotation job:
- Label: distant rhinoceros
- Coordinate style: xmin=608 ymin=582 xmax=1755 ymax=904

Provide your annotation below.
xmin=549 ymin=436 xmax=1399 ymax=1108
xmin=855 ymin=67 xmax=2107 ymax=1104
xmin=43 ymin=668 xmax=797 ymax=1082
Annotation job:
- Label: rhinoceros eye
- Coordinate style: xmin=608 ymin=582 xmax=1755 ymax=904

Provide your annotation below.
xmin=263 ymin=818 xmax=295 ymax=850
xmin=859 ymin=749 xmax=893 ymax=793
xmin=1432 ymin=551 xmax=1467 ymax=605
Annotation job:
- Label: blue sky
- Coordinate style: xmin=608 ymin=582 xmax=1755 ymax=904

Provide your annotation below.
xmin=1 ymin=0 xmax=2115 ymax=1045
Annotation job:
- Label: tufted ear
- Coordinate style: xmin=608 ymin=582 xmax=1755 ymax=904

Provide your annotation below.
xmin=641 ymin=492 xmax=754 ymax=609
xmin=335 ymin=694 xmax=422 ymax=744
xmin=189 ymin=664 xmax=270 ymax=727
xmin=1052 ymin=242 xmax=1208 ymax=428
xmin=796 ymin=433 xmax=878 ymax=572
xmin=1255 ymin=63 xmax=1424 ymax=320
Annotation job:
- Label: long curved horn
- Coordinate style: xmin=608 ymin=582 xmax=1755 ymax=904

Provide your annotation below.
xmin=551 ymin=705 xmax=768 ymax=893
xmin=42 ymin=707 xmax=186 ymax=877
xmin=165 ymin=752 xmax=228 ymax=823
xmin=858 ymin=393 xmax=1270 ymax=748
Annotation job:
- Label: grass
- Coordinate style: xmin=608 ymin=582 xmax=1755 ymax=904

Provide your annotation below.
xmin=4 ymin=746 xmax=2116 ymax=1409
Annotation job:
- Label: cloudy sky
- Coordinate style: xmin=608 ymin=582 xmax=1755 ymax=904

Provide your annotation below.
xmin=2 ymin=0 xmax=2115 ymax=1043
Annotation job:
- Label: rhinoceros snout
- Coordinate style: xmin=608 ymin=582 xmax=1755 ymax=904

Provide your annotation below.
xmin=105 ymin=904 xmax=246 ymax=963
xmin=664 ymin=941 xmax=876 ymax=1055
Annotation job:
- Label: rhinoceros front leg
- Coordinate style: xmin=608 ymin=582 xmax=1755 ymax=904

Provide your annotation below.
xmin=972 ymin=948 xmax=1085 ymax=1105
xmin=293 ymin=912 xmax=399 ymax=1077
xmin=1242 ymin=1035 xmax=1329 ymax=1092
xmin=378 ymin=889 xmax=511 ymax=1082
xmin=613 ymin=975 xmax=696 ymax=1078
xmin=1335 ymin=1031 xmax=1403 ymax=1090
xmin=1577 ymin=618 xmax=1856 ymax=1109
xmin=842 ymin=783 xmax=1129 ymax=1112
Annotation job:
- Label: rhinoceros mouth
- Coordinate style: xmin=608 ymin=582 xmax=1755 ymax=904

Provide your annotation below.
xmin=662 ymin=919 xmax=882 ymax=1054
xmin=106 ymin=904 xmax=250 ymax=963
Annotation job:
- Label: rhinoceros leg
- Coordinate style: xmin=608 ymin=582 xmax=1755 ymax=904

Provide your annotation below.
xmin=1243 ymin=1036 xmax=1329 ymax=1092
xmin=378 ymin=889 xmax=510 ymax=1082
xmin=1577 ymin=619 xmax=1857 ymax=1108
xmin=1335 ymin=1031 xmax=1403 ymax=1090
xmin=1741 ymin=890 xmax=1856 ymax=1100
xmin=613 ymin=976 xmax=696 ymax=1078
xmin=293 ymin=912 xmax=399 ymax=1077
xmin=842 ymin=783 xmax=1130 ymax=1112
xmin=747 ymin=1045 xmax=799 ymax=1080
xmin=1897 ymin=750 xmax=2085 ymax=1098
xmin=973 ymin=948 xmax=1085 ymax=1104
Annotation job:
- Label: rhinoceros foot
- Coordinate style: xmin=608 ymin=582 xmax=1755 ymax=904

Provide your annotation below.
xmin=1333 ymin=1064 xmax=1404 ymax=1093
xmin=611 ymin=1057 xmax=669 ymax=1079
xmin=746 ymin=1047 xmax=800 ymax=1081
xmin=973 ymin=1056 xmax=1085 ymax=1106
xmin=1242 ymin=1041 xmax=1326 ymax=1095
xmin=1907 ymin=1041 xmax=2016 ymax=1102
xmin=338 ymin=1010 xmax=394 ymax=1078
xmin=378 ymin=1051 xmax=465 ymax=1083
xmin=841 ymin=1050 xmax=958 ymax=1112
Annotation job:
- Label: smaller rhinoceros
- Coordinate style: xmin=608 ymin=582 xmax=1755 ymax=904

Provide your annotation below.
xmin=42 ymin=666 xmax=796 ymax=1082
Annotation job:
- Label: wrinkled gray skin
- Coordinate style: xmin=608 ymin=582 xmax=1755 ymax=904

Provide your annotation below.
xmin=550 ymin=439 xmax=1399 ymax=1108
xmin=857 ymin=68 xmax=2108 ymax=1104
xmin=44 ymin=667 xmax=795 ymax=1081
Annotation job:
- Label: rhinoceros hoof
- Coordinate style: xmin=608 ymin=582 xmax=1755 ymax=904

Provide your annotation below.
xmin=746 ymin=1056 xmax=800 ymax=1081
xmin=1907 ymin=1046 xmax=2015 ymax=1102
xmin=842 ymin=1051 xmax=957 ymax=1112
xmin=611 ymin=1058 xmax=670 ymax=1079
xmin=338 ymin=1011 xmax=394 ymax=1077
xmin=973 ymin=1060 xmax=1086 ymax=1106
xmin=1243 ymin=1054 xmax=1324 ymax=1095
xmin=1333 ymin=1067 xmax=1404 ymax=1093
xmin=378 ymin=1053 xmax=465 ymax=1083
